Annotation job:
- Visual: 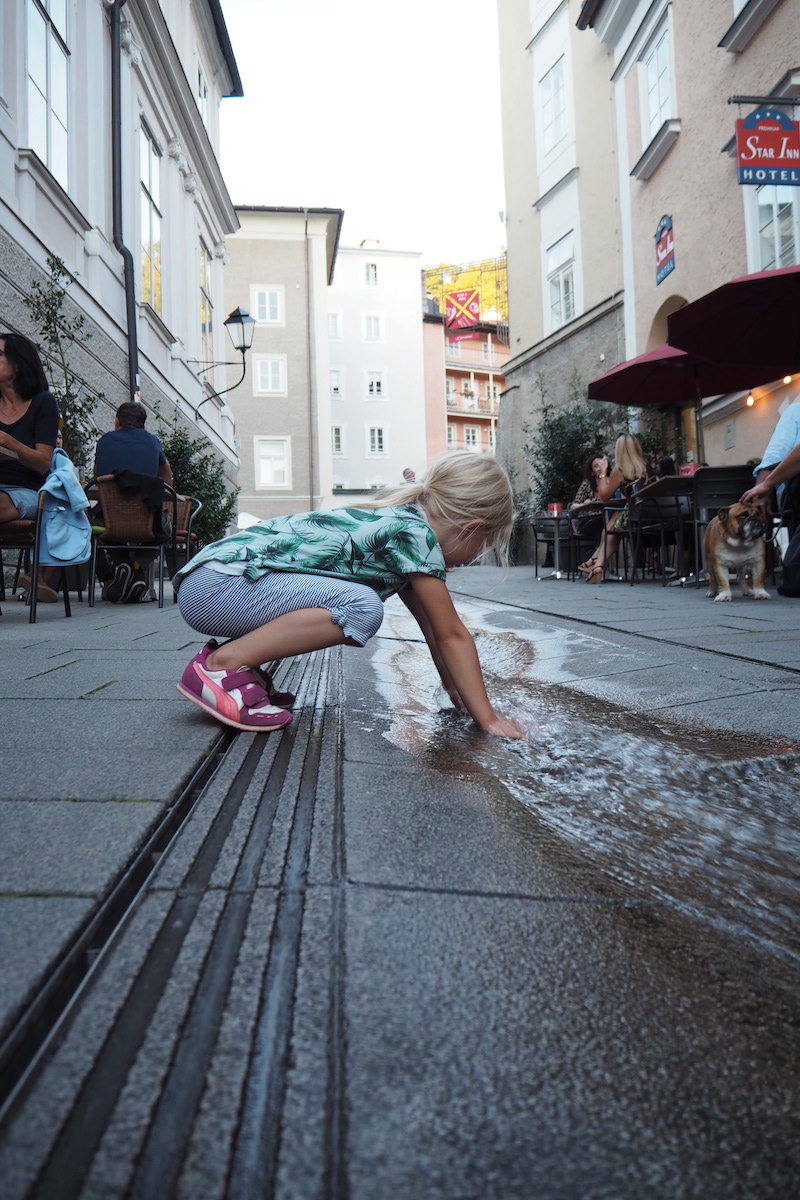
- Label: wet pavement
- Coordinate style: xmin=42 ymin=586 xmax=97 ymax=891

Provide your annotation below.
xmin=0 ymin=570 xmax=798 ymax=1198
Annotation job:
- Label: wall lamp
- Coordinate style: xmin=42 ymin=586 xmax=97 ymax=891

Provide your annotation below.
xmin=195 ymin=306 xmax=256 ymax=414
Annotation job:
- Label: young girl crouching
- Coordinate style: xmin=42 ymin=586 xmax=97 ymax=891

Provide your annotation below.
xmin=173 ymin=453 xmax=524 ymax=739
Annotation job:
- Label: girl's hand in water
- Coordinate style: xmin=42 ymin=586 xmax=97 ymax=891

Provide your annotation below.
xmin=482 ymin=714 xmax=526 ymax=739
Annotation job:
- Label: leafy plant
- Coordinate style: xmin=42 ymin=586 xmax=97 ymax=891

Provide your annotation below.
xmin=23 ymin=254 xmax=103 ymax=476
xmin=154 ymin=413 xmax=238 ymax=546
xmin=523 ymin=398 xmax=628 ymax=510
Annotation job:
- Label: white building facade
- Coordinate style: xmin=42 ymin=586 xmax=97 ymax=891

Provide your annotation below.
xmin=1 ymin=0 xmax=241 ymax=473
xmin=327 ymin=246 xmax=428 ymax=493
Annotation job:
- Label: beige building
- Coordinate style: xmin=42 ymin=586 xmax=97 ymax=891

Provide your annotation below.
xmin=223 ymin=207 xmax=343 ymax=522
xmin=495 ymin=0 xmax=624 ymax=508
xmin=577 ymin=0 xmax=800 ymax=464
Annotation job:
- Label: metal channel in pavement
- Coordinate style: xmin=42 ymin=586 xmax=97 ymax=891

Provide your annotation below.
xmin=11 ymin=646 xmax=347 ymax=1200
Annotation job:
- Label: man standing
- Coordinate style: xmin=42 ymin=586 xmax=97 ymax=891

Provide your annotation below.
xmin=94 ymin=402 xmax=172 ymax=602
xmin=750 ymin=400 xmax=800 ymax=528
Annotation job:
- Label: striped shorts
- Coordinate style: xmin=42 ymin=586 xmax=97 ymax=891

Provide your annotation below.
xmin=176 ymin=565 xmax=385 ymax=647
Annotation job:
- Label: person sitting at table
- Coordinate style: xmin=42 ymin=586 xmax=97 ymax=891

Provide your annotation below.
xmin=570 ymin=453 xmax=610 ymax=572
xmin=656 ymin=455 xmax=676 ymax=477
xmin=0 ymin=332 xmax=61 ymax=602
xmin=584 ymin=434 xmax=649 ymax=584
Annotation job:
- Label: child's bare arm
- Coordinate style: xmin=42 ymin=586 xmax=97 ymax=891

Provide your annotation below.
xmin=399 ymin=586 xmax=466 ymax=709
xmin=405 ymin=575 xmax=524 ymax=738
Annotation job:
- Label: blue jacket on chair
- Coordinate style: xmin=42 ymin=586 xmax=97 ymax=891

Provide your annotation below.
xmin=37 ymin=448 xmax=92 ymax=566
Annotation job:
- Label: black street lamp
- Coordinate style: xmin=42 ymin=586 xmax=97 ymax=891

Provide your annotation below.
xmin=195 ymin=306 xmax=256 ymax=414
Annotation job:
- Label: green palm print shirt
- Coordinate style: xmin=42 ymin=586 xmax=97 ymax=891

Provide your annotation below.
xmin=173 ymin=505 xmax=447 ymax=601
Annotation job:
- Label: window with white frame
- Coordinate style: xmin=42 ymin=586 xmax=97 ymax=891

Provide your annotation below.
xmin=139 ymin=125 xmax=162 ymax=315
xmin=367 ymin=371 xmax=384 ymax=397
xmin=365 ymin=262 xmax=378 ymax=285
xmin=756 ymin=184 xmax=799 ymax=270
xmin=488 ymin=426 xmax=496 ymax=449
xmin=447 ymin=339 xmax=461 ymax=357
xmin=330 ymin=369 xmax=343 ymax=397
xmin=367 ymin=426 xmax=387 ymax=455
xmin=464 ymin=427 xmax=479 ymax=451
xmin=199 ymin=239 xmax=213 ymax=369
xmin=26 ymin=0 xmax=69 ymax=188
xmin=486 ymin=382 xmax=499 ymax=402
xmin=253 ymin=287 xmax=284 ymax=324
xmin=642 ymin=22 xmax=672 ymax=140
xmin=331 ymin=425 xmax=344 ymax=455
xmin=328 ymin=311 xmax=343 ymax=340
xmin=254 ymin=356 xmax=286 ymax=395
xmin=447 ymin=423 xmax=456 ymax=448
xmin=363 ymin=314 xmax=384 ymax=341
xmin=547 ymin=232 xmax=575 ymax=329
xmin=482 ymin=341 xmax=491 ymax=362
xmin=254 ymin=437 xmax=290 ymax=488
xmin=540 ymin=56 xmax=567 ymax=154
xmin=197 ymin=65 xmax=209 ymax=126
xmin=445 ymin=378 xmax=455 ymax=403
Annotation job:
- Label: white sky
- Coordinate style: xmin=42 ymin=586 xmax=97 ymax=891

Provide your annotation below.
xmin=218 ymin=0 xmax=507 ymax=266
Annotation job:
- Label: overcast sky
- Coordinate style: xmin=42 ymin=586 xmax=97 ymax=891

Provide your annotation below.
xmin=218 ymin=0 xmax=507 ymax=266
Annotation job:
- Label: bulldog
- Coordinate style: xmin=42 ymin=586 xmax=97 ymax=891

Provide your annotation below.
xmin=703 ymin=502 xmax=770 ymax=602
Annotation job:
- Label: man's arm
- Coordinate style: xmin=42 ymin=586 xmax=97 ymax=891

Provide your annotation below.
xmin=158 ymin=458 xmax=173 ymax=486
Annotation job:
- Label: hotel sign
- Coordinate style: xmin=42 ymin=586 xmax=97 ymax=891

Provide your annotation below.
xmin=735 ymin=107 xmax=800 ymax=185
xmin=655 ymin=215 xmax=675 ymax=285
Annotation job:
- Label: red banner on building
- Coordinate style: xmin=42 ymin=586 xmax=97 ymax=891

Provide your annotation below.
xmin=736 ymin=107 xmax=800 ymax=186
xmin=445 ymin=289 xmax=480 ymax=329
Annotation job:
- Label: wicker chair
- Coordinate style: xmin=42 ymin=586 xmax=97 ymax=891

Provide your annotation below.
xmin=86 ymin=474 xmax=179 ymax=608
xmin=171 ymin=495 xmax=202 ymax=601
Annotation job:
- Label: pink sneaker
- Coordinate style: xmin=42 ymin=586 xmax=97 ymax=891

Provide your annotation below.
xmin=177 ymin=641 xmax=292 ymax=733
xmin=253 ymin=664 xmax=295 ymax=710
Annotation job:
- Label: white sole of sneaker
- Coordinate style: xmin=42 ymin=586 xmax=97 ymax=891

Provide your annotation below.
xmin=176 ymin=683 xmax=292 ymax=732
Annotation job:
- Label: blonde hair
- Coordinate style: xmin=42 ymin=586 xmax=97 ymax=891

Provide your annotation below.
xmin=358 ymin=453 xmax=516 ymax=564
xmin=614 ymin=434 xmax=646 ymax=481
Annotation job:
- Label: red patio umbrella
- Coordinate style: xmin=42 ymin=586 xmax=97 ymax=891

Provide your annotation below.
xmin=586 ymin=344 xmax=783 ymax=464
xmin=667 ymin=264 xmax=800 ymax=370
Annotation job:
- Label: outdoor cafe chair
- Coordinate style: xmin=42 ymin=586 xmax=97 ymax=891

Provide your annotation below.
xmin=628 ymin=476 xmax=693 ymax=586
xmin=0 ymin=494 xmax=80 ymax=623
xmin=86 ymin=474 xmax=179 ymax=609
xmin=171 ymin=494 xmax=203 ymax=602
xmin=691 ymin=465 xmax=757 ymax=588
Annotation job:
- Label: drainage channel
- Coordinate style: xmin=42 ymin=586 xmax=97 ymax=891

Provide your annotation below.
xmin=1 ymin=647 xmax=347 ymax=1200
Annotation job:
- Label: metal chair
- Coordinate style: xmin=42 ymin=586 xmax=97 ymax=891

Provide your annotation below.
xmin=691 ymin=466 xmax=756 ymax=587
xmin=0 ymin=497 xmax=79 ymax=623
xmin=86 ymin=474 xmax=179 ymax=608
xmin=628 ymin=476 xmax=693 ymax=586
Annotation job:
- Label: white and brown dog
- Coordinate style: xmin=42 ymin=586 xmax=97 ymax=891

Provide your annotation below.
xmin=703 ymin=502 xmax=770 ymax=602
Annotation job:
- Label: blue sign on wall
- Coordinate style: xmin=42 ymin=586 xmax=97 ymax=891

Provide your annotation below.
xmin=655 ymin=215 xmax=675 ymax=286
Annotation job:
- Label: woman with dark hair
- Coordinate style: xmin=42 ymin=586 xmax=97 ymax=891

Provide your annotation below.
xmin=0 ymin=333 xmax=60 ymax=522
xmin=0 ymin=333 xmax=61 ymax=600
xmin=570 ymin=452 xmax=609 ymax=572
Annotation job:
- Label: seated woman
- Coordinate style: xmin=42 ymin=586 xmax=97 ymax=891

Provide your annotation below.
xmin=570 ymin=453 xmax=610 ymax=572
xmin=0 ymin=333 xmax=60 ymax=600
xmin=584 ymin=433 xmax=649 ymax=584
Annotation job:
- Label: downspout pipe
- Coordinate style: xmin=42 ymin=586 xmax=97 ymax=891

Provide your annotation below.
xmin=110 ymin=0 xmax=139 ymax=400
xmin=303 ymin=209 xmax=315 ymax=510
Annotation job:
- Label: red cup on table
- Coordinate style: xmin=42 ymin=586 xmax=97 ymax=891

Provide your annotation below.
xmin=547 ymin=503 xmax=563 ymax=516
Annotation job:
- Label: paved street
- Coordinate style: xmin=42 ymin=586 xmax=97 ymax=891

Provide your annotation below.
xmin=0 ymin=570 xmax=798 ymax=1199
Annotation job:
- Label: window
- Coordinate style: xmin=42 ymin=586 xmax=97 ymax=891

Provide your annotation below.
xmin=26 ymin=0 xmax=69 ymax=188
xmin=445 ymin=378 xmax=455 ymax=403
xmin=368 ymin=426 xmax=386 ymax=455
xmin=464 ymin=426 xmax=479 ymax=451
xmin=757 ymin=185 xmax=798 ymax=270
xmin=643 ymin=24 xmax=671 ymax=139
xmin=328 ymin=312 xmax=342 ymax=339
xmin=447 ymin=339 xmax=461 ymax=358
xmin=540 ymin=57 xmax=567 ymax=154
xmin=547 ymin=232 xmax=575 ymax=329
xmin=254 ymin=357 xmax=286 ymax=394
xmin=364 ymin=314 xmax=383 ymax=341
xmin=199 ymin=240 xmax=213 ymax=369
xmin=365 ymin=262 xmax=378 ymax=285
xmin=447 ymin=423 xmax=456 ymax=448
xmin=482 ymin=342 xmax=492 ymax=362
xmin=255 ymin=438 xmax=289 ymax=487
xmin=197 ymin=65 xmax=209 ymax=126
xmin=330 ymin=369 xmax=342 ymax=397
xmin=331 ymin=425 xmax=344 ymax=455
xmin=140 ymin=126 xmax=162 ymax=315
xmin=488 ymin=426 xmax=496 ymax=449
xmin=254 ymin=437 xmax=290 ymax=488
xmin=254 ymin=288 xmax=283 ymax=324
xmin=367 ymin=371 xmax=384 ymax=397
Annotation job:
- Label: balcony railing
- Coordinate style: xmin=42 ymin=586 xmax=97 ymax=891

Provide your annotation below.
xmin=446 ymin=396 xmax=499 ymax=415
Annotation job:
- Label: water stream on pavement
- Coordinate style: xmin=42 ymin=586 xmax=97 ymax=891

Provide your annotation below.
xmin=369 ymin=600 xmax=800 ymax=967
